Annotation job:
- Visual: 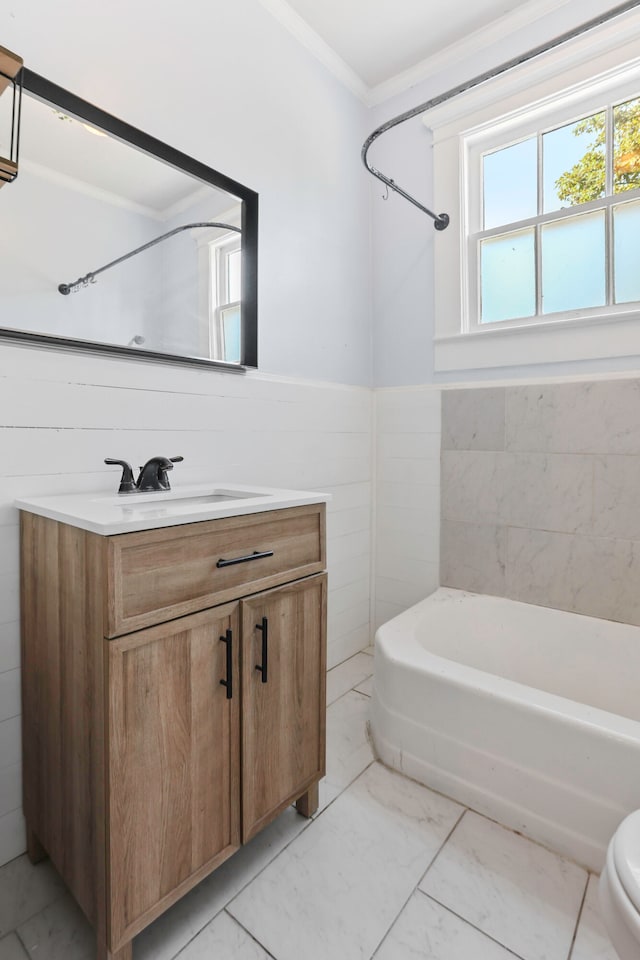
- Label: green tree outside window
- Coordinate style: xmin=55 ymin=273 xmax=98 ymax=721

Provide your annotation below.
xmin=556 ymin=97 xmax=640 ymax=204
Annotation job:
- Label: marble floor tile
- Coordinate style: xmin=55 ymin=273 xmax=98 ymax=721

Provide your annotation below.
xmin=326 ymin=653 xmax=373 ymax=706
xmin=0 ymin=856 xmax=66 ymax=938
xmin=135 ymin=806 xmax=307 ymax=960
xmin=354 ymin=675 xmax=374 ymax=697
xmin=315 ymin=777 xmax=342 ymax=814
xmin=228 ymin=762 xmax=463 ymax=960
xmin=323 ymin=690 xmax=374 ymax=801
xmin=173 ymin=911 xmax=270 ymax=960
xmin=17 ymin=894 xmax=94 ymax=960
xmin=571 ymin=874 xmax=618 ymax=960
xmin=0 ymin=934 xmax=29 ymax=960
xmin=374 ymin=890 xmax=520 ymax=960
xmin=420 ymin=811 xmax=587 ymax=960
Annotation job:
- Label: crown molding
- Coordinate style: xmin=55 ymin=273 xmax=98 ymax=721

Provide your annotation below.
xmin=367 ymin=0 xmax=578 ymax=105
xmin=21 ymin=158 xmax=165 ymax=220
xmin=257 ymin=0 xmax=628 ymax=110
xmin=256 ymin=0 xmax=369 ymax=101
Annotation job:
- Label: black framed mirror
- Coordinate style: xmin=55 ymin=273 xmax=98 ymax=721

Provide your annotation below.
xmin=0 ymin=70 xmax=258 ymax=368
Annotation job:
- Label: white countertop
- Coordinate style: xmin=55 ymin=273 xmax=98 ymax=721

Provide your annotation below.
xmin=16 ymin=483 xmax=331 ymax=536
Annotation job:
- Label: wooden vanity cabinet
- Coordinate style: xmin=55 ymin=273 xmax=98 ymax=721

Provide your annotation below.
xmin=241 ymin=576 xmax=326 ymax=841
xmin=20 ymin=503 xmax=326 ymax=960
xmin=106 ymin=602 xmax=242 ymax=949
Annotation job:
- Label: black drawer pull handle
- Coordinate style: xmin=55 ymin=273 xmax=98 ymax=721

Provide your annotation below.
xmin=255 ymin=617 xmax=268 ymax=684
xmin=216 ymin=549 xmax=274 ymax=569
xmin=219 ymin=629 xmax=233 ymax=699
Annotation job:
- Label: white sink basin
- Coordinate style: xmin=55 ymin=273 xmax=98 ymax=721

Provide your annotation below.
xmin=90 ymin=488 xmax=266 ymax=509
xmin=16 ymin=483 xmax=330 ymax=535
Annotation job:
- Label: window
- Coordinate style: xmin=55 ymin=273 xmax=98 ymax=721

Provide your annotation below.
xmin=473 ymin=96 xmax=640 ymax=327
xmin=210 ymin=234 xmax=242 ymax=363
xmin=426 ymin=12 xmax=640 ymax=372
xmin=195 ymin=219 xmax=242 ymax=363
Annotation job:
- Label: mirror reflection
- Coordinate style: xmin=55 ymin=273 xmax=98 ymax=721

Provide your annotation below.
xmin=0 ymin=78 xmax=256 ymax=367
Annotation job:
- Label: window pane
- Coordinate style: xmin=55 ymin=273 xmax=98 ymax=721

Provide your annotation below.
xmin=614 ymin=200 xmax=640 ymax=303
xmin=543 ymin=112 xmax=605 ymax=212
xmin=541 ymin=211 xmax=605 ymax=314
xmin=221 ymin=305 xmax=241 ymax=363
xmin=614 ymin=97 xmax=640 ymax=195
xmin=483 ymin=138 xmax=537 ymax=229
xmin=227 ymin=248 xmax=242 ymax=303
xmin=480 ymin=229 xmax=535 ymax=323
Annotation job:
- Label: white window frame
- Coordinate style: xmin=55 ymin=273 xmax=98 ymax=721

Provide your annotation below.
xmin=467 ymin=90 xmax=640 ymax=331
xmin=194 ymin=207 xmax=241 ymax=360
xmin=210 ymin=233 xmax=242 ymax=362
xmin=425 ymin=8 xmax=640 ymax=372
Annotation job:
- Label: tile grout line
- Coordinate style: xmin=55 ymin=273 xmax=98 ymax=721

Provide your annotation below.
xmin=566 ymin=872 xmax=590 ymax=960
xmin=417 ymin=807 xmax=467 ymax=887
xmin=162 ymin=813 xmax=320 ymax=960
xmin=12 ymin=929 xmax=32 ymax=960
xmin=222 ymin=908 xmax=279 ymax=960
xmin=418 ymin=889 xmax=527 ymax=960
xmin=369 ymin=807 xmax=468 ymax=959
xmin=0 ymin=881 xmax=69 ymax=940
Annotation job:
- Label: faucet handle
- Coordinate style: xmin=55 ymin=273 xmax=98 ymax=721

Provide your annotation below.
xmin=136 ymin=455 xmax=184 ymax=492
xmin=159 ymin=456 xmax=184 ymax=490
xmin=104 ymin=458 xmax=136 ymax=494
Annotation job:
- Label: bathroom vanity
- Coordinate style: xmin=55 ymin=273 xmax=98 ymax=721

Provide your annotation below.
xmin=17 ymin=484 xmax=328 ymax=960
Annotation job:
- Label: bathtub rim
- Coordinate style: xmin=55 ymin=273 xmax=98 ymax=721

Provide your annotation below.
xmin=374 ymin=587 xmax=640 ymax=741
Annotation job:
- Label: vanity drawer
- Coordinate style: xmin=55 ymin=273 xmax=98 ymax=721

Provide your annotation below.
xmin=105 ymin=503 xmax=325 ymax=637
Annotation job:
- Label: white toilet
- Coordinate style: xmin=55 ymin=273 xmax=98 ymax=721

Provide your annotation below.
xmin=599 ymin=810 xmax=640 ymax=959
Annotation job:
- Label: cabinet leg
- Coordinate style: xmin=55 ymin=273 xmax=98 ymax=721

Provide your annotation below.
xmin=97 ymin=939 xmax=132 ymax=960
xmin=26 ymin=825 xmax=47 ymax=864
xmin=296 ymin=780 xmax=319 ymax=818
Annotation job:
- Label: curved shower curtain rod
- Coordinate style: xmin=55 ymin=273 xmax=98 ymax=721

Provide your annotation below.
xmin=362 ymin=0 xmax=640 ymax=230
xmin=58 ymin=220 xmax=241 ymax=295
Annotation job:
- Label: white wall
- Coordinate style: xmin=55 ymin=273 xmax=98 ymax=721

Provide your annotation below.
xmin=0 ymin=0 xmax=374 ymax=865
xmin=374 ymin=387 xmax=440 ymax=628
xmin=370 ymin=0 xmax=640 ymax=388
xmin=0 ymin=166 xmax=163 ymax=347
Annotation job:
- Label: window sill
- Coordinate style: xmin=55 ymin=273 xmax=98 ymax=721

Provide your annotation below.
xmin=434 ymin=308 xmax=640 ymax=372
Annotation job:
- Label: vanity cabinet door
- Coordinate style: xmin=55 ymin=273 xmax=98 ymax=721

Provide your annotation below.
xmin=106 ymin=602 xmax=241 ymax=949
xmin=241 ymin=574 xmax=327 ymax=842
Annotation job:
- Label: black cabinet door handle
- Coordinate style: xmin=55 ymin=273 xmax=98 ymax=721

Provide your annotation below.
xmin=216 ymin=549 xmax=274 ymax=569
xmin=255 ymin=617 xmax=268 ymax=683
xmin=219 ymin=629 xmax=233 ymax=699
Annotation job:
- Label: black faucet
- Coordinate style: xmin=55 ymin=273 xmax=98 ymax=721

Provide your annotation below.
xmin=104 ymin=456 xmax=184 ymax=493
xmin=137 ymin=456 xmax=184 ymax=491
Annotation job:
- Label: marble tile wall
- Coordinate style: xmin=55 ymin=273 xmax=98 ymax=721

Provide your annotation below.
xmin=441 ymin=378 xmax=640 ymax=624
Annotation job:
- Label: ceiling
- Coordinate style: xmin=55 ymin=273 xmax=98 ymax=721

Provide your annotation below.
xmin=1 ymin=92 xmax=237 ymax=219
xmin=260 ymin=0 xmax=573 ymax=101
xmin=283 ymin=0 xmax=524 ymax=89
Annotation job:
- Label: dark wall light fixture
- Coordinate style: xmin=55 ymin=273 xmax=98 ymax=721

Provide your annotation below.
xmin=0 ymin=44 xmax=23 ymax=187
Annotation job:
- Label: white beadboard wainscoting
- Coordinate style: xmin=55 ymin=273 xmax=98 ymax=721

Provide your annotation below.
xmin=374 ymin=388 xmax=441 ymax=630
xmin=0 ymin=342 xmax=373 ymax=866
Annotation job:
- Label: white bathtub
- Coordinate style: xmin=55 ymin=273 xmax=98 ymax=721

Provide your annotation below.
xmin=371 ymin=588 xmax=640 ymax=871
